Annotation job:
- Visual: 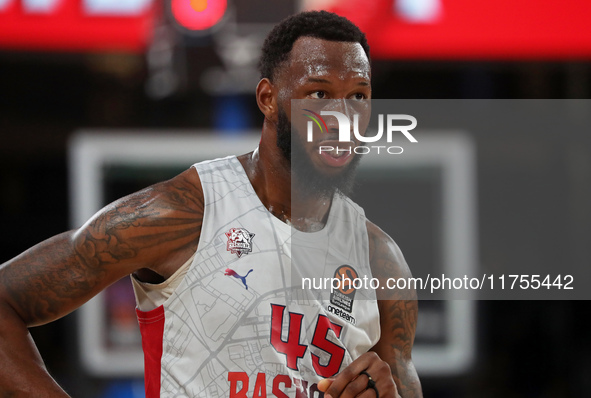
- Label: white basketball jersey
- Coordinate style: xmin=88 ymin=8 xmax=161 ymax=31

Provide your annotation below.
xmin=135 ymin=156 xmax=380 ymax=398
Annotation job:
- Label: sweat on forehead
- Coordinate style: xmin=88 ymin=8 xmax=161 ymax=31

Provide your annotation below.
xmin=278 ymin=37 xmax=370 ymax=81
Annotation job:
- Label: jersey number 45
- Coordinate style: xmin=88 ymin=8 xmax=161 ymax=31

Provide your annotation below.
xmin=270 ymin=304 xmax=346 ymax=378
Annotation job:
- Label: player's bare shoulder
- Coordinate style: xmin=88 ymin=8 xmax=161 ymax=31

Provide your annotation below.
xmin=366 ymin=221 xmax=411 ymax=280
xmin=74 ymin=167 xmax=204 ymax=279
xmin=145 ymin=166 xmax=204 ymax=221
xmin=0 ymin=168 xmax=204 ymax=328
xmin=366 ymin=220 xmax=415 ymax=300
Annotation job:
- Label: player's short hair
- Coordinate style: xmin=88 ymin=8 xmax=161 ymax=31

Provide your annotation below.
xmin=259 ymin=10 xmax=370 ymax=82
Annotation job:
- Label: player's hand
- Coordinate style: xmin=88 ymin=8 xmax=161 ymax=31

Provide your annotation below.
xmin=317 ymin=351 xmax=400 ymax=398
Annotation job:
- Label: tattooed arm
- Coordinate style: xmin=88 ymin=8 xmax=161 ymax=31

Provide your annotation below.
xmin=0 ymin=168 xmax=203 ymax=397
xmin=317 ymin=222 xmax=422 ymax=398
xmin=368 ymin=221 xmax=422 ymax=398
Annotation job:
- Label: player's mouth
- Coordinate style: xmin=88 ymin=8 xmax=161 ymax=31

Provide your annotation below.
xmin=316 ymin=140 xmax=355 ymax=167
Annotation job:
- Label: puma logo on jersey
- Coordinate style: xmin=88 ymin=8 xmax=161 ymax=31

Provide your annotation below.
xmin=224 ymin=268 xmax=254 ymax=290
xmin=225 ymin=227 xmax=255 ymax=258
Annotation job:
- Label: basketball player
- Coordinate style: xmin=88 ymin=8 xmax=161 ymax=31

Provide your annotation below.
xmin=0 ymin=11 xmax=422 ymax=398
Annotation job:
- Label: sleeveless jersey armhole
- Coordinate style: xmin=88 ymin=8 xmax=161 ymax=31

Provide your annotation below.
xmin=131 ymin=252 xmax=196 ymax=312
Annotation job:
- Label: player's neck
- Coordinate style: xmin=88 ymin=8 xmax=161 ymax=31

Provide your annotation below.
xmin=238 ymin=146 xmax=332 ymax=232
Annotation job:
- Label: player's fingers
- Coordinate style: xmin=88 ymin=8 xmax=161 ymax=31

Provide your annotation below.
xmin=324 ymin=361 xmax=368 ymax=397
xmin=317 ymin=378 xmax=334 ymax=392
xmin=357 ymin=389 xmax=378 ymax=398
xmin=356 ymin=362 xmax=397 ymax=398
xmin=369 ymin=363 xmax=399 ymax=398
xmin=340 ymin=372 xmax=370 ymax=398
xmin=324 ymin=352 xmax=379 ymax=397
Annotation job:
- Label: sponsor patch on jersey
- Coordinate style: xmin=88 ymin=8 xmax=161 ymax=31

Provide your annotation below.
xmin=330 ymin=265 xmax=358 ymax=313
xmin=225 ymin=227 xmax=255 ymax=258
xmin=326 ymin=304 xmax=357 ymax=325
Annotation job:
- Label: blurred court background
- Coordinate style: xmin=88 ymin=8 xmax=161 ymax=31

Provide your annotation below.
xmin=1 ymin=0 xmax=591 ymax=397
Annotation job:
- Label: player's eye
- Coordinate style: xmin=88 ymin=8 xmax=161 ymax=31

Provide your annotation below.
xmin=309 ymin=91 xmax=326 ymax=99
xmin=351 ymin=93 xmax=367 ymax=100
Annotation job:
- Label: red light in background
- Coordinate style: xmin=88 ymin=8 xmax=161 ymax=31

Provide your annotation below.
xmin=0 ymin=0 xmax=156 ymax=52
xmin=170 ymin=0 xmax=227 ymax=31
xmin=314 ymin=0 xmax=591 ymax=60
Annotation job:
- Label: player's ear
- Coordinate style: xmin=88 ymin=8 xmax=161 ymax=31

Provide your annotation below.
xmin=256 ymin=78 xmax=277 ymax=122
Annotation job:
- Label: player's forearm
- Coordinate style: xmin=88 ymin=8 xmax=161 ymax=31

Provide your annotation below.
xmin=0 ymin=232 xmax=87 ymax=396
xmin=0 ymin=230 xmax=122 ymax=327
xmin=0 ymin=302 xmax=71 ymax=397
xmin=0 ymin=231 xmax=87 ymax=327
xmin=393 ymin=360 xmax=423 ymax=398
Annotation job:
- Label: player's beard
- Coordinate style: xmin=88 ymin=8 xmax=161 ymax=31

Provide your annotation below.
xmin=276 ymin=106 xmax=361 ymax=199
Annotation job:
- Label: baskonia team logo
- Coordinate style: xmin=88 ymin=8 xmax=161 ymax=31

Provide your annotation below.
xmin=225 ymin=227 xmax=255 ymax=258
